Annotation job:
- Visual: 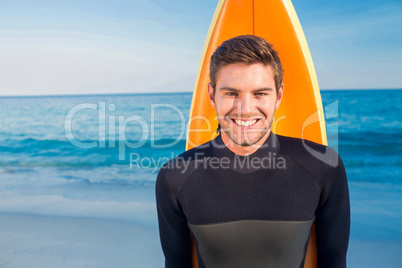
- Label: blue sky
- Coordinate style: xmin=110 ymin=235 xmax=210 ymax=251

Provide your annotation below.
xmin=0 ymin=0 xmax=401 ymax=96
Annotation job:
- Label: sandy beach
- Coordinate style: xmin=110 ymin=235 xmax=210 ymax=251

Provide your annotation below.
xmin=0 ymin=213 xmax=164 ymax=268
xmin=0 ymin=211 xmax=401 ymax=267
xmin=348 ymin=240 xmax=402 ymax=268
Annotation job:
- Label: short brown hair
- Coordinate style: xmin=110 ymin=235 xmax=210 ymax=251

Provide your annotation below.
xmin=209 ymin=35 xmax=283 ymax=94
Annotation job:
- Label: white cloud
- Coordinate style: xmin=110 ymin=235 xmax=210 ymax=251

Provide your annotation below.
xmin=0 ymin=30 xmax=201 ymax=95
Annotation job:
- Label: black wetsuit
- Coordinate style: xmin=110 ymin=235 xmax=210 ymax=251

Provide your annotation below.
xmin=156 ymin=133 xmax=350 ymax=268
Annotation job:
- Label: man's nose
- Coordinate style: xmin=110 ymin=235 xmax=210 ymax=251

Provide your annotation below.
xmin=237 ymin=94 xmax=254 ymax=115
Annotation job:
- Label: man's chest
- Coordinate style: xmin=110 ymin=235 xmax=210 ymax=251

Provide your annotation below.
xmin=177 ymin=162 xmax=322 ymax=225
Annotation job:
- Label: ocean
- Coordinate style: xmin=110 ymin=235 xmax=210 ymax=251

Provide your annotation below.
xmin=0 ymin=89 xmax=401 ymax=266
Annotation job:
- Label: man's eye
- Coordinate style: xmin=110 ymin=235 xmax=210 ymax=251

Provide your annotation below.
xmin=226 ymin=92 xmax=237 ymax=96
xmin=255 ymin=92 xmax=267 ymax=96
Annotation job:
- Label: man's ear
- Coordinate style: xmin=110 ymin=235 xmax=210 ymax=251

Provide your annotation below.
xmin=275 ymin=83 xmax=284 ymax=110
xmin=207 ymin=83 xmax=216 ymax=110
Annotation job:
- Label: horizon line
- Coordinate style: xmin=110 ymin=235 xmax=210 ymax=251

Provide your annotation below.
xmin=0 ymin=88 xmax=401 ymax=98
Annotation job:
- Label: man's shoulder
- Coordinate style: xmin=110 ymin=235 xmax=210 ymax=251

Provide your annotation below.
xmin=276 ymin=134 xmax=330 ymax=156
xmin=157 ymin=139 xmax=215 ymax=196
xmin=276 ymin=134 xmax=340 ymax=181
xmin=163 ymin=139 xmax=215 ymax=169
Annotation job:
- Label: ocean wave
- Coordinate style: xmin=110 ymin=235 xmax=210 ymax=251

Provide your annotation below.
xmin=338 ymin=131 xmax=402 ymax=148
xmin=0 ymin=137 xmax=186 ymax=167
xmin=0 ymin=190 xmax=157 ymax=224
xmin=344 ymin=158 xmax=402 ymax=168
xmin=0 ymin=165 xmax=159 ymax=189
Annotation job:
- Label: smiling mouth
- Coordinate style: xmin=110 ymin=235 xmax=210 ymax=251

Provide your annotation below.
xmin=231 ymin=118 xmax=259 ymax=127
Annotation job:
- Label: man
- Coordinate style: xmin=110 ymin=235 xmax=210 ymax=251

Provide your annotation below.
xmin=156 ymin=35 xmax=350 ymax=268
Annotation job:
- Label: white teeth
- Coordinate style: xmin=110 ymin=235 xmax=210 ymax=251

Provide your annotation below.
xmin=234 ymin=119 xmax=257 ymax=126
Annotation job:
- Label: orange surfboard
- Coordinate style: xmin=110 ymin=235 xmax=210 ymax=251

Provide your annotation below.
xmin=185 ymin=0 xmax=327 ymax=267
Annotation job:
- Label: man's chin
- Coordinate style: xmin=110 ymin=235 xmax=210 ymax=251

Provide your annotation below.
xmin=221 ymin=128 xmax=270 ymax=148
xmin=233 ymin=140 xmax=261 ymax=147
xmin=229 ymin=135 xmax=264 ymax=147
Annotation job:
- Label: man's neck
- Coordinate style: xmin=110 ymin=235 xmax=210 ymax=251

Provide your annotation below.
xmin=221 ymin=131 xmax=271 ymax=156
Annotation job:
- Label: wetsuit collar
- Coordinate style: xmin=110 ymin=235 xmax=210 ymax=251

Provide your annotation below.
xmin=211 ymin=132 xmax=280 ymax=174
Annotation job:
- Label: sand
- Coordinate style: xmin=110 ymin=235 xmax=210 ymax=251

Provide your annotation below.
xmin=0 ymin=212 xmax=401 ymax=267
xmin=0 ymin=213 xmax=164 ymax=268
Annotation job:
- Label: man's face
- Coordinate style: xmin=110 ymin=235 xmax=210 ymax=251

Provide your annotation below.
xmin=208 ymin=63 xmax=283 ymax=148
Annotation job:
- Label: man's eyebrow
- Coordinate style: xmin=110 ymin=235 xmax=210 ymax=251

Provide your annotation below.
xmin=219 ymin=87 xmax=274 ymax=92
xmin=219 ymin=87 xmax=240 ymax=92
xmin=253 ymin=88 xmax=274 ymax=92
